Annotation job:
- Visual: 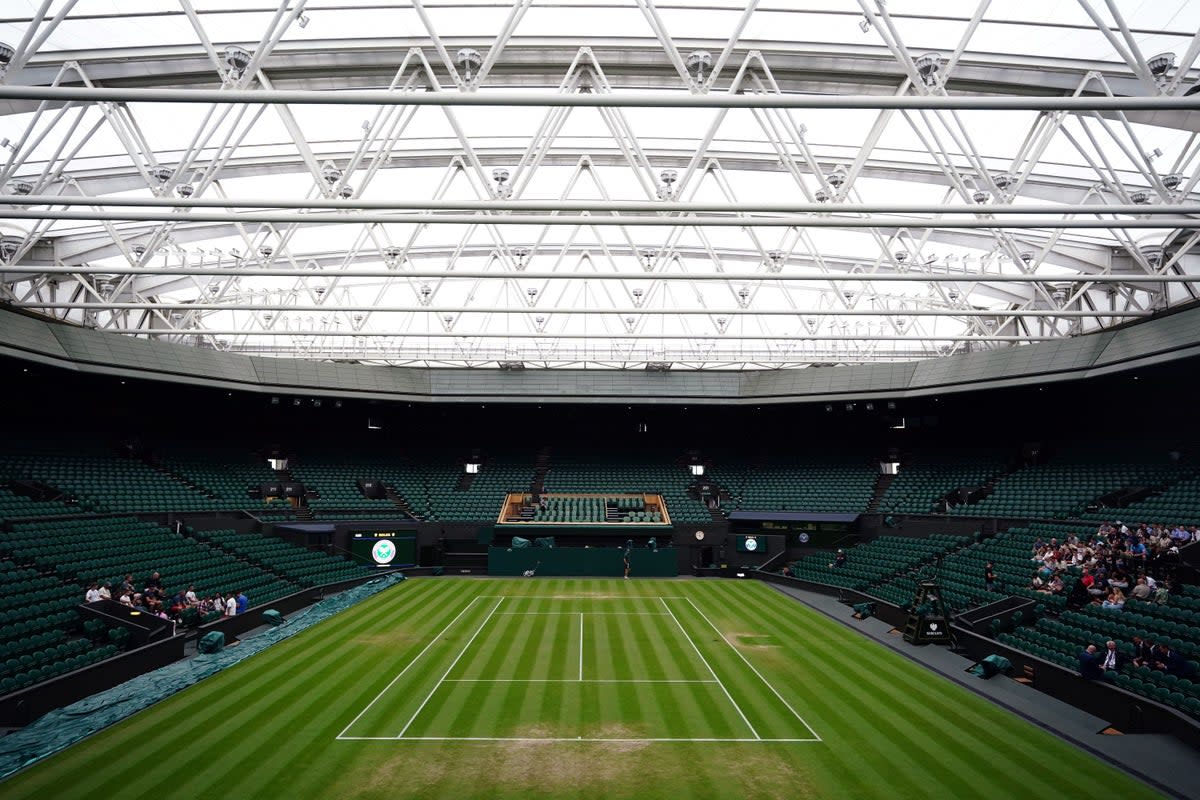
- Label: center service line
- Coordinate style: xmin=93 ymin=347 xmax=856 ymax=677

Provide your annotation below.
xmin=579 ymin=612 xmax=584 ymax=681
xmin=337 ymin=596 xmax=480 ymax=739
xmin=395 ymin=597 xmax=505 ymax=739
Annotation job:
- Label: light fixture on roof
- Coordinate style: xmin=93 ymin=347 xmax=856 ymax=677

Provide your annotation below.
xmin=0 ymin=235 xmax=22 ymax=262
xmin=828 ymin=168 xmax=847 ymax=188
xmin=624 ymin=315 xmax=636 ymax=328
xmin=639 ymin=248 xmax=658 ymax=270
xmin=442 ymin=314 xmax=455 ymax=327
xmin=298 ymin=14 xmax=310 ymax=29
xmin=512 ymin=246 xmax=531 ymax=268
xmin=1051 ymin=285 xmax=1068 ymax=305
xmin=686 ymin=50 xmax=712 ymax=83
xmin=534 ymin=315 xmax=546 ymax=331
xmin=338 ymin=185 xmax=354 ymax=199
xmin=456 ymin=48 xmax=483 ymax=81
xmin=314 ymin=285 xmax=326 ymax=297
xmin=1130 ymin=190 xmax=1152 ymax=204
xmin=419 ymin=283 xmax=432 ymax=304
xmin=972 ymin=190 xmax=990 ymax=204
xmin=947 ymin=289 xmax=960 ymax=301
xmin=222 ymin=45 xmax=252 ymax=79
xmin=261 ymin=312 xmax=273 ymax=324
xmin=352 ymin=313 xmax=365 ymax=325
xmin=492 ymin=167 xmax=511 ymax=199
xmin=715 ymin=316 xmax=728 ymax=332
xmin=631 ymin=287 xmax=644 ymax=306
xmin=150 ymin=166 xmax=173 ymax=184
xmin=207 ymin=282 xmax=221 ymax=296
xmin=914 ymin=52 xmax=942 ymax=86
xmin=1149 ymin=52 xmax=1176 ymax=77
xmin=737 ymin=286 xmax=750 ymax=306
xmin=132 ymin=244 xmax=146 ymax=258
xmin=1141 ymin=246 xmax=1166 ymax=269
xmin=1019 ymin=250 xmax=1034 ymax=265
xmin=258 ymin=244 xmax=273 ymax=260
xmin=0 ymin=42 xmax=14 ymax=77
xmin=766 ymin=250 xmax=785 ymax=272
xmin=993 ymin=172 xmax=1016 ymax=190
xmin=896 ymin=319 xmax=907 ymax=332
xmin=843 ymin=290 xmax=856 ymax=302
xmin=815 ymin=188 xmax=831 ymax=203
xmin=382 ymin=246 xmax=404 ymax=268
xmin=320 ymin=160 xmax=342 ymax=186
xmin=658 ymin=169 xmax=678 ymax=200
xmin=894 ymin=251 xmax=909 ymax=263
xmin=526 ymin=287 xmax=538 ymax=304
xmin=1163 ymin=173 xmax=1185 ymax=191
xmin=6 ymin=179 xmax=32 ymax=196
xmin=176 ymin=183 xmax=194 ymax=198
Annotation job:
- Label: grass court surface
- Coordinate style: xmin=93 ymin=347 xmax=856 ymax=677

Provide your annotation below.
xmin=1 ymin=578 xmax=1160 ymax=799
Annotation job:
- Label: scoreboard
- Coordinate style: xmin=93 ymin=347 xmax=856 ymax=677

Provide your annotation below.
xmin=349 ymin=529 xmax=417 ymax=568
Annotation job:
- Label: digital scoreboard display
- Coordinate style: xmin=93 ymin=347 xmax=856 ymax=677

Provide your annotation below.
xmin=349 ymin=530 xmax=417 ymax=568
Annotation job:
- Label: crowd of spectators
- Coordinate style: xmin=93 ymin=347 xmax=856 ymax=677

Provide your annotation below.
xmin=1028 ymin=520 xmax=1195 ymax=605
xmin=84 ymin=571 xmax=248 ymax=624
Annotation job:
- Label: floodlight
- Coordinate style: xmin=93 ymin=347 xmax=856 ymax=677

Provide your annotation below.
xmin=1149 ymin=52 xmax=1176 ymax=76
xmin=1163 ymin=173 xmax=1185 ymax=191
xmin=1130 ymin=190 xmax=1152 ymax=204
xmin=222 ymin=46 xmax=252 ymax=79
xmin=6 ymin=180 xmax=32 ymax=195
xmin=320 ymin=160 xmax=342 ymax=186
xmin=972 ymin=190 xmax=990 ymax=204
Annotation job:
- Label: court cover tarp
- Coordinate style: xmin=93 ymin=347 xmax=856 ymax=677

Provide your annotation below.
xmin=0 ymin=572 xmax=405 ymax=780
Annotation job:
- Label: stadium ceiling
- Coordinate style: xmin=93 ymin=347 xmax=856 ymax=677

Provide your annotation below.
xmin=0 ymin=1 xmax=1199 ymax=370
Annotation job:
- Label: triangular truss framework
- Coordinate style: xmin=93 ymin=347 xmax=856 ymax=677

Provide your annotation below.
xmin=0 ymin=0 xmax=1198 ymax=369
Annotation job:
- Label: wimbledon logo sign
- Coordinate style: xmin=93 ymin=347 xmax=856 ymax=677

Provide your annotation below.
xmin=371 ymin=539 xmax=396 ymax=565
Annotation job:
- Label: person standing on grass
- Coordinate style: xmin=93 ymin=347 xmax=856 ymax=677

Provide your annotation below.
xmin=623 ymin=539 xmax=633 ymax=579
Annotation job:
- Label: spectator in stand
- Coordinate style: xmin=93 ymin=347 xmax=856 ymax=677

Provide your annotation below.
xmin=1108 ymin=568 xmax=1129 ymax=591
xmin=120 ymin=573 xmax=135 ymax=596
xmin=99 ymin=582 xmax=112 ymax=600
xmin=131 ymin=593 xmax=149 ymax=613
xmin=85 ymin=583 xmax=101 ymax=603
xmin=224 ymin=593 xmax=237 ymax=617
xmin=1078 ymin=645 xmax=1104 ymax=680
xmin=1101 ymin=588 xmax=1125 ymax=609
xmin=211 ymin=593 xmax=224 ymax=616
xmin=185 ymin=584 xmax=198 ymax=606
xmin=1152 ymin=644 xmax=1193 ymax=677
xmin=236 ymin=591 xmax=248 ymax=615
xmin=1131 ymin=636 xmax=1155 ymax=668
xmin=984 ymin=563 xmax=997 ymax=593
xmin=1154 ymin=580 xmax=1171 ymax=605
xmin=831 ymin=550 xmax=847 ymax=569
xmin=1099 ymin=640 xmax=1122 ymax=678
xmin=1129 ymin=576 xmax=1152 ymax=601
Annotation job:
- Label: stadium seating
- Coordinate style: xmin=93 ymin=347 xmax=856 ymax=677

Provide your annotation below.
xmin=951 ymin=457 xmax=1193 ymax=519
xmin=542 ymin=451 xmax=710 ymax=524
xmin=717 ymin=454 xmax=876 ymax=514
xmin=878 ymin=452 xmax=1005 ymax=515
xmin=788 ymin=535 xmax=967 ymax=594
xmin=194 ymin=528 xmax=374 ymax=587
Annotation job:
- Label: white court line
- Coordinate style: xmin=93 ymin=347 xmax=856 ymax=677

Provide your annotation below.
xmin=340 ymin=736 xmax=817 ymax=743
xmin=684 ymin=597 xmax=823 ymax=742
xmin=336 ymin=596 xmax=480 ymax=740
xmin=439 ymin=679 xmax=717 ymax=683
xmin=659 ymin=596 xmax=760 ymax=741
xmin=579 ymin=612 xmax=584 ymax=681
xmin=492 ymin=612 xmax=669 ymax=616
xmin=395 ymin=597 xmax=505 ymax=739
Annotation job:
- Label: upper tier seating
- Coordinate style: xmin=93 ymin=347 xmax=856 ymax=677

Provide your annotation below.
xmin=878 ymin=452 xmax=1005 ymax=515
xmin=720 ymin=455 xmax=876 ymax=514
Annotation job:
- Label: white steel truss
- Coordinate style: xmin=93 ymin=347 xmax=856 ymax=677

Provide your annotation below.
xmin=0 ymin=0 xmax=1198 ymax=370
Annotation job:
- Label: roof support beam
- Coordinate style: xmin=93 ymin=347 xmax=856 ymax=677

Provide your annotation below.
xmin=0 ymin=86 xmax=1198 ymax=111
xmin=1 ymin=208 xmax=1193 ymax=228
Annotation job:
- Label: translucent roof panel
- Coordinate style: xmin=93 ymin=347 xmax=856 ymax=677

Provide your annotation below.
xmin=0 ymin=1 xmax=1196 ymax=369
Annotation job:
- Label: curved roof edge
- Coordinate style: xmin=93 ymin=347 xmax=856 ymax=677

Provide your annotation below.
xmin=0 ymin=307 xmax=1197 ymax=405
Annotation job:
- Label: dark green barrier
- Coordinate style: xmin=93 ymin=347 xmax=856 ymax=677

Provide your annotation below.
xmin=488 ymin=546 xmax=677 ymax=577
